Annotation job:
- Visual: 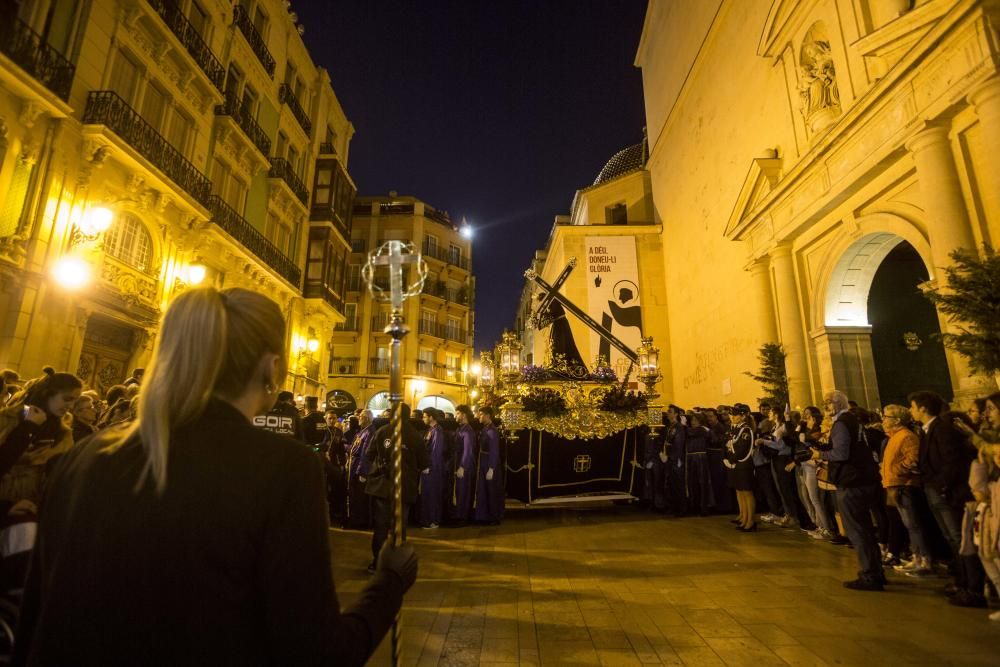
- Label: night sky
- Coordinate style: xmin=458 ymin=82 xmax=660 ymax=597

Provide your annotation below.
xmin=294 ymin=1 xmax=649 ymax=350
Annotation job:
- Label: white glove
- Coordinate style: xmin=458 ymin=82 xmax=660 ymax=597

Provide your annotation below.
xmin=456 ymin=467 xmax=465 ymax=479
xmin=359 ymin=476 xmax=366 ymax=483
xmin=645 ymin=462 xmax=654 ymax=470
xmin=486 ymin=468 xmax=494 ymax=481
xmin=680 ymin=415 xmax=688 ymax=426
xmin=658 ymin=452 xmax=668 ymax=464
xmin=422 ymin=468 xmax=430 ymax=475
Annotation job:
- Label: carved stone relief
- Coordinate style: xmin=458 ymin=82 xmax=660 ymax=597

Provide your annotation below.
xmin=798 ymin=26 xmax=842 ymax=134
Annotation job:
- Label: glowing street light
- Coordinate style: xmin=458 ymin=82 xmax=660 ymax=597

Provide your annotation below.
xmin=79 ymin=206 xmax=114 ymax=237
xmin=185 ymin=263 xmax=207 ymax=285
xmin=52 ymin=256 xmax=91 ymax=290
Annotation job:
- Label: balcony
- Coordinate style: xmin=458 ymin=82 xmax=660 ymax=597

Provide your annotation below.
xmin=424 ymin=280 xmax=471 ymax=306
xmin=423 ymin=205 xmax=452 ymax=228
xmin=300 ymin=357 xmax=320 ymax=381
xmin=371 ymin=313 xmax=391 ymax=331
xmin=329 ymin=357 xmax=360 ymax=374
xmin=268 ymin=157 xmax=308 ymax=204
xmin=215 ymin=92 xmax=271 ymax=157
xmin=83 ymin=91 xmax=212 ymax=206
xmin=369 ymin=357 xmax=390 ymax=375
xmin=418 ymin=320 xmax=468 ymax=344
xmin=435 ymin=365 xmax=466 ymax=384
xmin=333 ymin=318 xmax=358 ymax=332
xmin=422 ymin=241 xmax=470 ymax=271
xmin=350 ymin=239 xmax=366 ymax=254
xmin=303 ymin=281 xmax=343 ymax=311
xmin=232 ymin=4 xmax=275 ymax=76
xmin=310 ymin=157 xmax=354 ymax=241
xmin=380 ymin=202 xmax=414 ymax=215
xmin=279 ymin=83 xmax=312 ymax=136
xmin=145 ymin=0 xmax=225 ymax=92
xmin=206 ymin=195 xmax=300 ymax=286
xmin=0 ymin=14 xmax=75 ymax=101
xmin=416 ymin=359 xmax=433 ymax=376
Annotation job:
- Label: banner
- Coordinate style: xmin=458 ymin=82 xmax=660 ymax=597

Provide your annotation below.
xmin=585 ymin=236 xmax=643 ymax=376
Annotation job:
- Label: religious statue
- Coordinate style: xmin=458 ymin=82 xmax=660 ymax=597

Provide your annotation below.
xmin=798 ymin=39 xmax=841 ymax=133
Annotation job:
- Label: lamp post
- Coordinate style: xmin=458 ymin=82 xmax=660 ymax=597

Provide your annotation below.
xmin=637 ymin=336 xmax=664 ymax=431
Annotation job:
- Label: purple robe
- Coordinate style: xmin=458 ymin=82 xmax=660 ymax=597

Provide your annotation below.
xmin=474 ymin=424 xmax=503 ymax=523
xmin=420 ymin=424 xmax=446 ymax=526
xmin=346 ymin=425 xmax=374 ymax=527
xmin=451 ymin=423 xmax=477 ymax=520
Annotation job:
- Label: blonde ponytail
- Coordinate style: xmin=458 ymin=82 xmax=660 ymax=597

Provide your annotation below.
xmin=104 ymin=287 xmax=286 ymax=493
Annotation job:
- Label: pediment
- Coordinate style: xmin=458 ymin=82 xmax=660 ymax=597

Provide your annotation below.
xmin=758 ymin=0 xmax=819 ymax=57
xmin=724 ymin=156 xmax=783 ymax=240
xmin=852 ymin=0 xmax=952 ymax=76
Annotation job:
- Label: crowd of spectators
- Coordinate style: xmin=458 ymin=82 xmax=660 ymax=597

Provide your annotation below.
xmin=643 ymin=388 xmax=1000 ymax=619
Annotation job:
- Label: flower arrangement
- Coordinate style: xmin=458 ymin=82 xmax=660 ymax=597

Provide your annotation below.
xmin=590 ymin=365 xmax=617 ymax=383
xmin=520 ymin=364 xmax=549 ymax=383
xmin=521 ymin=387 xmax=567 ymax=417
xmin=599 ymin=386 xmax=647 ymax=412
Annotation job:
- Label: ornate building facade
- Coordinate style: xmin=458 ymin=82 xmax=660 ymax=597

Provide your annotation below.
xmin=513 ymin=140 xmax=670 ymax=389
xmin=327 ymin=194 xmax=475 ymax=415
xmin=0 ymin=0 xmax=355 ymax=400
xmin=636 ymin=0 xmax=1000 ymax=408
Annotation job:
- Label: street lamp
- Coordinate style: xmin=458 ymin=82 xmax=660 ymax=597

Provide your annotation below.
xmin=478 ymin=351 xmax=494 ymax=391
xmin=411 ymin=378 xmax=426 ymax=407
xmin=496 ymin=331 xmax=524 ymax=433
xmin=52 ymin=256 xmax=91 ymax=290
xmin=637 ymin=336 xmax=664 ymax=430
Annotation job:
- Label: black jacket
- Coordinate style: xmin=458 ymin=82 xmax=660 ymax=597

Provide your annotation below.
xmin=14 ymin=400 xmax=403 ymax=667
xmin=365 ymin=419 xmax=428 ymax=503
xmin=253 ymin=401 xmax=306 ymax=442
xmin=920 ymin=415 xmax=975 ymax=497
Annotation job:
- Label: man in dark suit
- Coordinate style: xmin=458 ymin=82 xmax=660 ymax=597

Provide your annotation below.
xmin=909 ymin=390 xmax=983 ymax=607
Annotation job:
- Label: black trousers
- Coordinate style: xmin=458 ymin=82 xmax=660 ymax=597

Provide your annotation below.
xmin=771 ymin=455 xmax=799 ymax=519
xmin=371 ymin=496 xmax=411 ymax=563
xmin=755 ymin=463 xmax=782 ymax=516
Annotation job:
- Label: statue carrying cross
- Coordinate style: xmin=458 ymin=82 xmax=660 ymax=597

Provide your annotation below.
xmin=526 ymin=258 xmax=638 ymax=365
xmin=362 ymin=240 xmax=427 ymax=667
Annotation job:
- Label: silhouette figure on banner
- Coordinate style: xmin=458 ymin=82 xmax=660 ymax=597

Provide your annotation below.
xmin=596 ymin=278 xmax=643 ymax=362
xmin=537 ymin=294 xmax=587 ymax=371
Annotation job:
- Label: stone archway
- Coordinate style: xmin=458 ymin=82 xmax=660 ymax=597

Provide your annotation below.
xmin=813 ymin=231 xmax=951 ymax=408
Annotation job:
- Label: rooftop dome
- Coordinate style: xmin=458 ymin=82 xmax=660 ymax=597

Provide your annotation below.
xmin=592 ymin=139 xmax=648 ymax=187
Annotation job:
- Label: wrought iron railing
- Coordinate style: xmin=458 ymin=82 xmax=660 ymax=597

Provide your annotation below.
xmin=0 ymin=14 xmax=75 ymax=101
xmin=303 ymin=281 xmax=343 ymax=310
xmin=333 ymin=317 xmax=358 ymax=332
xmin=215 ymin=92 xmax=271 ymax=156
xmin=329 ymin=357 xmax=359 ymax=374
xmin=369 ymin=357 xmax=390 ymax=375
xmin=416 ymin=359 xmax=433 ymax=375
xmin=350 ymin=239 xmax=366 ymax=253
xmin=301 ymin=357 xmax=320 ymax=381
xmin=206 ymin=195 xmax=300 ymax=286
xmin=268 ymin=157 xmax=308 ymax=203
xmin=434 ymin=365 xmax=465 ymax=384
xmin=422 ymin=241 xmax=470 ymax=270
xmin=423 ymin=205 xmax=452 ymax=227
xmin=145 ymin=0 xmax=225 ymax=92
xmin=371 ymin=313 xmax=391 ymax=331
xmin=379 ymin=202 xmax=414 ymax=215
xmin=232 ymin=4 xmax=275 ymax=76
xmin=278 ymin=83 xmax=312 ymax=135
xmin=83 ymin=91 xmax=212 ymax=205
xmin=423 ymin=280 xmax=470 ymax=305
xmin=417 ymin=320 xmax=468 ymax=343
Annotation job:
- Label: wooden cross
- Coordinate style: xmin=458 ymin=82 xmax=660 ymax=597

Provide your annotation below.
xmin=526 ymin=259 xmax=638 ymax=363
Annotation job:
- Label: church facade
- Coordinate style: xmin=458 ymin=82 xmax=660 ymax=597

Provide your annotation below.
xmin=636 ymin=0 xmax=1000 ymax=409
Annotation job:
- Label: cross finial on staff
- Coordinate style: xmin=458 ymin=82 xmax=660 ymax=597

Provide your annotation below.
xmin=363 ymin=240 xmax=428 ymax=314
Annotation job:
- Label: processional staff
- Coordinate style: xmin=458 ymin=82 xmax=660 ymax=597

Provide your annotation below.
xmin=362 ymin=240 xmax=427 ymax=666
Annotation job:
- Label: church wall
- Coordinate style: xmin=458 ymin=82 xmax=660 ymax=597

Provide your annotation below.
xmin=641 ymin=0 xmax=1000 ymax=408
xmin=642 ymin=0 xmax=799 ymax=407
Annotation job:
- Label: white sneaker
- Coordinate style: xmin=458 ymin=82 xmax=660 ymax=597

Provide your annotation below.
xmin=776 ymin=516 xmax=797 ymax=528
xmin=989 ymin=610 xmax=1000 ymax=622
xmin=758 ymin=513 xmax=778 ymax=523
xmin=819 ymin=529 xmax=835 ymax=540
xmin=893 ymin=558 xmax=918 ymax=572
xmin=422 ymin=523 xmax=439 ymax=530
xmin=808 ymin=528 xmax=826 ymax=540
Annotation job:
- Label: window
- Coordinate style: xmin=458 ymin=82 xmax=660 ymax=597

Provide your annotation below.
xmin=607 ymin=203 xmax=627 ymax=225
xmin=210 ymin=157 xmax=227 ymax=197
xmin=425 ymin=233 xmax=438 ymax=254
xmin=446 ymin=316 xmax=461 ymax=341
xmin=420 ymin=310 xmax=436 ymax=333
xmin=109 ymin=50 xmax=141 ymax=106
xmin=225 ymin=64 xmax=243 ymax=98
xmin=418 ymin=348 xmax=434 ymax=375
xmin=287 ymin=146 xmax=299 ymax=176
xmin=105 ymin=214 xmax=153 ymax=272
xmin=313 ymin=164 xmax=332 ymax=206
xmin=252 ymin=4 xmax=269 ymax=39
xmin=168 ymin=109 xmax=195 ymax=159
xmin=267 ymin=214 xmax=290 ymax=255
xmin=275 ymin=132 xmax=287 ymax=159
xmin=306 ymin=236 xmax=324 ymax=281
xmin=344 ymin=303 xmax=356 ymax=329
xmin=347 ymin=264 xmax=360 ymax=291
xmin=445 ymin=354 xmax=460 ymax=380
xmin=228 ymin=175 xmax=248 ymax=213
xmin=242 ymin=85 xmax=258 ymax=116
xmin=188 ymin=1 xmax=209 ymax=38
xmin=284 ymin=62 xmax=297 ymax=87
xmin=448 ymin=243 xmax=461 ymax=265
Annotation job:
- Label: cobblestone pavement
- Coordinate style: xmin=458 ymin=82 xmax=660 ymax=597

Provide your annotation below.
xmin=331 ymin=506 xmax=1000 ymax=666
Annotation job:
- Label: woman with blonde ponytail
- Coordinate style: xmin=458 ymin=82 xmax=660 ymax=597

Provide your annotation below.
xmin=14 ymin=287 xmax=417 ymax=666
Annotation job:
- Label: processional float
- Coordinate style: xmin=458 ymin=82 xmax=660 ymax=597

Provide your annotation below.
xmin=361 ymin=240 xmax=427 ymax=667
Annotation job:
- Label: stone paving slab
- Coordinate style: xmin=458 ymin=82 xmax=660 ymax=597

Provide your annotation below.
xmin=330 ymin=506 xmax=1000 ymax=666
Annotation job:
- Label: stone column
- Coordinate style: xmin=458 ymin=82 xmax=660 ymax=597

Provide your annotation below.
xmin=905 ymin=124 xmax=984 ymax=399
xmin=748 ymin=258 xmax=778 ymax=345
xmin=769 ymin=244 xmax=811 ymax=407
xmin=968 ymin=77 xmax=1000 ymax=231
xmin=904 ymin=125 xmax=976 ymax=273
